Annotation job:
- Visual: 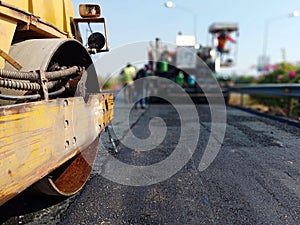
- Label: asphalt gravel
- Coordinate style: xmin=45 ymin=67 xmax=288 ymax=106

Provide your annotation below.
xmin=1 ymin=103 xmax=300 ymax=225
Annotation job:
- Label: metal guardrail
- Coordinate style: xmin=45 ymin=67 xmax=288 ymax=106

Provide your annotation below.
xmin=229 ymin=84 xmax=300 ymax=116
xmin=229 ymin=84 xmax=300 ymax=97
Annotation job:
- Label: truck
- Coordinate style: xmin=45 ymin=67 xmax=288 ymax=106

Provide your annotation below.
xmin=0 ymin=1 xmax=113 ymax=206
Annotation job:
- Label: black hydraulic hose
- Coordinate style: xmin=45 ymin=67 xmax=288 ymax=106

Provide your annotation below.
xmin=0 ymin=93 xmax=41 ymax=101
xmin=47 ymin=80 xmax=61 ymax=89
xmin=0 ymin=66 xmax=81 ymax=81
xmin=45 ymin=66 xmax=81 ymax=80
xmin=0 ymin=86 xmax=66 ymax=101
xmin=48 ymin=86 xmax=66 ymax=97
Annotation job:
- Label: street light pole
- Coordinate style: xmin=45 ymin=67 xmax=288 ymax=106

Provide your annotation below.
xmin=164 ymin=1 xmax=198 ymax=43
xmin=262 ymin=10 xmax=299 ymax=68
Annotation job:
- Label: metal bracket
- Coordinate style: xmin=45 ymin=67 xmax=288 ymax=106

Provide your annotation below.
xmin=39 ymin=70 xmax=49 ymax=100
xmin=0 ymin=48 xmax=22 ymax=70
xmin=72 ymin=17 xmax=109 ymax=53
xmin=105 ymin=124 xmax=118 ymax=154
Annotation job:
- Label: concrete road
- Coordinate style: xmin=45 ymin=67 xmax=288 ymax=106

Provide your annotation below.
xmin=1 ymin=103 xmax=300 ymax=225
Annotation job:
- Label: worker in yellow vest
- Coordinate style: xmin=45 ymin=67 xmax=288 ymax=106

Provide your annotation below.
xmin=120 ymin=63 xmax=136 ymax=103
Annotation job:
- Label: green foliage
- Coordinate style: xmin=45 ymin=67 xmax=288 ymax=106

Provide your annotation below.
xmin=256 ymin=62 xmax=300 ymax=84
xmin=251 ymin=62 xmax=300 ymax=118
xmin=233 ymin=75 xmax=254 ymax=84
xmin=98 ymin=76 xmax=119 ymax=90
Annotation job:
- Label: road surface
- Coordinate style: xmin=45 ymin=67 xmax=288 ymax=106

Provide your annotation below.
xmin=1 ymin=103 xmax=300 ymax=225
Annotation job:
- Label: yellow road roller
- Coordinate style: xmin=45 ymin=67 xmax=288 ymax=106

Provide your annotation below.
xmin=0 ymin=1 xmax=113 ymax=206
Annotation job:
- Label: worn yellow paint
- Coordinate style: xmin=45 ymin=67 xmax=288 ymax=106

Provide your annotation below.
xmin=3 ymin=0 xmax=75 ymax=34
xmin=0 ymin=103 xmax=64 ymax=196
xmin=30 ymin=0 xmax=74 ymax=34
xmin=0 ymin=17 xmax=17 ymax=68
xmin=0 ymin=93 xmax=114 ymax=206
xmin=2 ymin=0 xmax=29 ymax=10
xmin=0 ymin=0 xmax=76 ymax=67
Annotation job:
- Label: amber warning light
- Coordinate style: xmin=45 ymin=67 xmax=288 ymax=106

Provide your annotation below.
xmin=79 ymin=4 xmax=101 ymax=18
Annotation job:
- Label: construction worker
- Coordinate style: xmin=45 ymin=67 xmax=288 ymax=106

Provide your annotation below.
xmin=120 ymin=63 xmax=136 ymax=104
xmin=134 ymin=64 xmax=151 ymax=109
xmin=216 ymin=31 xmax=236 ymax=54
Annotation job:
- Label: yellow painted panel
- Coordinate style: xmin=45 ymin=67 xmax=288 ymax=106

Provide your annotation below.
xmin=0 ymin=94 xmax=114 ymax=206
xmin=0 ymin=17 xmax=17 ymax=68
xmin=29 ymin=0 xmax=75 ymax=33
xmin=31 ymin=0 xmax=65 ymax=31
xmin=63 ymin=0 xmax=76 ymax=34
xmin=2 ymin=0 xmax=29 ymax=11
xmin=2 ymin=0 xmax=75 ymax=33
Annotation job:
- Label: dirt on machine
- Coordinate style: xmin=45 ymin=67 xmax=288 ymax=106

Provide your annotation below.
xmin=0 ymin=1 xmax=114 ymax=206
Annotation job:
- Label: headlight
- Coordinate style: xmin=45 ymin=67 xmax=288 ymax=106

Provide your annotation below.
xmin=79 ymin=4 xmax=101 ymax=18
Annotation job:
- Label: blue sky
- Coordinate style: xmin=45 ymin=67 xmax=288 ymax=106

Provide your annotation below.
xmin=73 ymin=0 xmax=300 ymax=75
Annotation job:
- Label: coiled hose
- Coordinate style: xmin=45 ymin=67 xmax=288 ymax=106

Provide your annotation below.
xmin=0 ymin=66 xmax=82 ymax=101
xmin=0 ymin=66 xmax=80 ymax=82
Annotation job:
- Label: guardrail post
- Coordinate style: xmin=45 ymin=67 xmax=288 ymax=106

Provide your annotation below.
xmin=229 ymin=84 xmax=300 ymax=119
xmin=287 ymin=97 xmax=293 ymax=117
xmin=240 ymin=91 xmax=244 ymax=106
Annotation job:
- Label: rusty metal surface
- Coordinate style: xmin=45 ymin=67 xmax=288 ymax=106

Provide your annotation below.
xmin=0 ymin=93 xmax=114 ymax=206
xmin=33 ymin=136 xmax=99 ymax=196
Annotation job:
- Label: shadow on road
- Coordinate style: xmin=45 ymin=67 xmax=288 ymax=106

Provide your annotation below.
xmin=0 ymin=187 xmax=68 ymax=224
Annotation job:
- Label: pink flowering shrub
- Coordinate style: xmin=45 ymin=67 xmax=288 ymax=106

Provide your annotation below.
xmin=289 ymin=70 xmax=296 ymax=78
xmin=257 ymin=63 xmax=300 ymax=84
xmin=277 ymin=74 xmax=283 ymax=81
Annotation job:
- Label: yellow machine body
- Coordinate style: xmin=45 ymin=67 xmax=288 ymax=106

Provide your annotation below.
xmin=0 ymin=1 xmax=113 ymax=206
xmin=0 ymin=0 xmax=76 ymax=68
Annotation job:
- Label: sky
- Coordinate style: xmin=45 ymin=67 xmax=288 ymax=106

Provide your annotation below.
xmin=72 ymin=0 xmax=300 ymax=76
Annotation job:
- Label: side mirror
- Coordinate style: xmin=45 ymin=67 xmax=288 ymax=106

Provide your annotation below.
xmin=72 ymin=4 xmax=109 ymax=53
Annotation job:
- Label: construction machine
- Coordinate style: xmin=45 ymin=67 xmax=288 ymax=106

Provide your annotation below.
xmin=0 ymin=0 xmax=113 ymax=206
xmin=148 ymin=35 xmax=230 ymax=103
xmin=206 ymin=22 xmax=239 ymax=72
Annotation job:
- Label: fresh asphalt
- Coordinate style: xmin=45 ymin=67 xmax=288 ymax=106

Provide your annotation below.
xmin=1 ymin=102 xmax=300 ymax=225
